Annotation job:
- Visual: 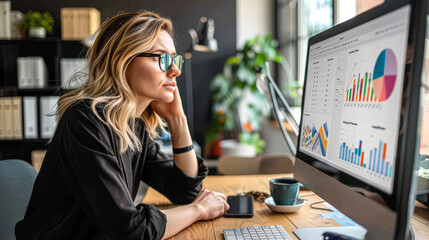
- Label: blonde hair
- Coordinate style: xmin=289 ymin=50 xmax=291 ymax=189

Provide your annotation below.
xmin=57 ymin=11 xmax=173 ymax=153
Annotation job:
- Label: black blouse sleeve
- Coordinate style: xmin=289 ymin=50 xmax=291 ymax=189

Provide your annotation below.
xmin=58 ymin=107 xmax=166 ymax=240
xmin=141 ymin=138 xmax=208 ymax=205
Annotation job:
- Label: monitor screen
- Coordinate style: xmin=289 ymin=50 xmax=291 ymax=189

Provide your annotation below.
xmin=299 ymin=5 xmax=410 ymax=195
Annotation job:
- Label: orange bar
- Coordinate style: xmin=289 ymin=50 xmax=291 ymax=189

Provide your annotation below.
xmin=353 ymin=79 xmax=356 ymax=101
xmin=382 ymin=143 xmax=387 ymax=159
xmin=360 ymin=152 xmax=364 ymax=167
xmin=366 ymin=87 xmax=370 ymax=101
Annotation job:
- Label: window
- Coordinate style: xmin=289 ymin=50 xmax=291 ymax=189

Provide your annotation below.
xmin=276 ymin=0 xmax=384 ymax=108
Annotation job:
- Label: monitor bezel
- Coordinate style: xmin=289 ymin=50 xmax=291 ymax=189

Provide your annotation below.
xmin=295 ymin=0 xmax=426 ymax=238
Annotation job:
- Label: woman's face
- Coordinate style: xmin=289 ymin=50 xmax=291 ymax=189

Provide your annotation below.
xmin=126 ymin=30 xmax=181 ymax=104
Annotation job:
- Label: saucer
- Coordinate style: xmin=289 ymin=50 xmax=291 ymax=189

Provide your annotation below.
xmin=264 ymin=197 xmax=305 ymax=213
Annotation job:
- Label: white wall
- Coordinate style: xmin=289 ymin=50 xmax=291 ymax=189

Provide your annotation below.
xmin=236 ymin=0 xmax=274 ymax=49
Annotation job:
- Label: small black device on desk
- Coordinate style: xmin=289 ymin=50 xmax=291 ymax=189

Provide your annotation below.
xmin=224 ymin=195 xmax=254 ymax=218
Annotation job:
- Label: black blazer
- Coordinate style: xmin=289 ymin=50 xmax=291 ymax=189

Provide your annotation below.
xmin=15 ymin=99 xmax=208 ymax=240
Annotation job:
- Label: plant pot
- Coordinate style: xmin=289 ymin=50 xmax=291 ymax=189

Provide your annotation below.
xmin=220 ymin=139 xmax=256 ymax=157
xmin=19 ymin=28 xmax=27 ymax=39
xmin=28 ymin=27 xmax=46 ymax=39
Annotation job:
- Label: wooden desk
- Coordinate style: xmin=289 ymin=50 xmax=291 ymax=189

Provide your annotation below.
xmin=142 ymin=174 xmax=429 ymax=240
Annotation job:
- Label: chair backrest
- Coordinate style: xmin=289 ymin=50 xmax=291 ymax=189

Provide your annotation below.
xmin=259 ymin=153 xmax=295 ymax=174
xmin=217 ymin=154 xmax=261 ymax=175
xmin=0 ymin=159 xmax=37 ymax=240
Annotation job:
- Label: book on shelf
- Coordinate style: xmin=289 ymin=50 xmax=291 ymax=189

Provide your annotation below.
xmin=61 ymin=7 xmax=100 ymax=40
xmin=0 ymin=96 xmax=23 ymax=140
xmin=31 ymin=149 xmax=47 ymax=172
xmin=0 ymin=96 xmax=61 ymax=140
xmin=3 ymin=97 xmax=13 ymax=139
xmin=12 ymin=96 xmax=23 ymax=139
xmin=23 ymin=96 xmax=38 ymax=139
xmin=40 ymin=96 xmax=59 ymax=139
xmin=61 ymin=58 xmax=88 ymax=89
xmin=33 ymin=57 xmax=48 ymax=88
xmin=0 ymin=1 xmax=11 ymax=39
xmin=0 ymin=98 xmax=4 ymax=138
xmin=17 ymin=57 xmax=48 ymax=89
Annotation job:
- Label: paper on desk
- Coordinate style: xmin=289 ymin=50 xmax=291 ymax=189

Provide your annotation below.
xmin=320 ymin=202 xmax=359 ymax=226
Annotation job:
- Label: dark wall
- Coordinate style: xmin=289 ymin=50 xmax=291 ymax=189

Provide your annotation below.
xmin=10 ymin=0 xmax=237 ymax=150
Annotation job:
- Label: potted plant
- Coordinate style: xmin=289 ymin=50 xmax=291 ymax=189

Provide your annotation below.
xmin=205 ymin=34 xmax=283 ymax=156
xmin=20 ymin=11 xmax=54 ymax=39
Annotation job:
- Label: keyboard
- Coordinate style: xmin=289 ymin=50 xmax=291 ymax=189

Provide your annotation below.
xmin=223 ymin=225 xmax=292 ymax=240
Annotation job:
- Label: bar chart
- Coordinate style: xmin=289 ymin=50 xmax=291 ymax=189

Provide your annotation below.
xmin=345 ymin=72 xmax=377 ymax=102
xmin=338 ymin=140 xmax=392 ymax=178
xmin=344 ymin=48 xmax=397 ymax=103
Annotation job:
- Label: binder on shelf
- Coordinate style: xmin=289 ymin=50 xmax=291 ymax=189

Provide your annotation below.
xmin=23 ymin=96 xmax=38 ymax=139
xmin=3 ymin=97 xmax=13 ymax=139
xmin=17 ymin=57 xmax=48 ymax=89
xmin=12 ymin=96 xmax=23 ymax=139
xmin=10 ymin=11 xmax=24 ymax=39
xmin=60 ymin=58 xmax=88 ymax=89
xmin=90 ymin=8 xmax=101 ymax=37
xmin=60 ymin=8 xmax=70 ymax=40
xmin=77 ymin=9 xmax=83 ymax=40
xmin=33 ymin=57 xmax=48 ymax=88
xmin=17 ymin=57 xmax=29 ymax=89
xmin=40 ymin=96 xmax=59 ymax=139
xmin=61 ymin=7 xmax=100 ymax=40
xmin=31 ymin=150 xmax=47 ymax=172
xmin=0 ymin=98 xmax=4 ymax=139
xmin=0 ymin=1 xmax=11 ymax=39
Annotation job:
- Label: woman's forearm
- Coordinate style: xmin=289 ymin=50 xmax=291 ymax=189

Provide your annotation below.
xmin=160 ymin=204 xmax=202 ymax=239
xmin=166 ymin=115 xmax=198 ymax=177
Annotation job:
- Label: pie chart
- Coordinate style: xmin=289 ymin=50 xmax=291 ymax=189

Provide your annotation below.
xmin=372 ymin=49 xmax=397 ymax=101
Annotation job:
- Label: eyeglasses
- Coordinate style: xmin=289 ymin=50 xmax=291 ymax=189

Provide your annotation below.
xmin=135 ymin=52 xmax=184 ymax=72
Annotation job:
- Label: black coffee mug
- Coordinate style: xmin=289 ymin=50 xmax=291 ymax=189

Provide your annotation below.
xmin=269 ymin=178 xmax=300 ymax=205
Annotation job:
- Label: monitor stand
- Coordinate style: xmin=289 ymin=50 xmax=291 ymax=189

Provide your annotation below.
xmin=293 ymin=225 xmax=415 ymax=240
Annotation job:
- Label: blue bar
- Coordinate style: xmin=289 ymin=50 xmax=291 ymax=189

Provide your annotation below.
xmin=385 ymin=163 xmax=388 ymax=177
xmin=349 ymin=148 xmax=351 ymax=162
xmin=339 ymin=146 xmax=342 ymax=159
xmin=377 ymin=141 xmax=382 ymax=173
xmin=355 ymin=148 xmax=358 ymax=165
xmin=344 ymin=147 xmax=349 ymax=162
xmin=374 ymin=148 xmax=378 ymax=173
xmin=352 ymin=153 xmax=354 ymax=164
xmin=373 ymin=148 xmax=377 ymax=171
xmin=381 ymin=157 xmax=385 ymax=176
xmin=359 ymin=140 xmax=362 ymax=156
xmin=369 ymin=150 xmax=372 ymax=171
xmin=346 ymin=146 xmax=349 ymax=162
xmin=348 ymin=148 xmax=351 ymax=162
xmin=343 ymin=143 xmax=346 ymax=159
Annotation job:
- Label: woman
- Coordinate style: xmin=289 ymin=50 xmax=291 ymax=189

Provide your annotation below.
xmin=15 ymin=11 xmax=229 ymax=240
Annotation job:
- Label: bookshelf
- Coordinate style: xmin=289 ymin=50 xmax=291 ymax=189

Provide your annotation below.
xmin=0 ymin=38 xmax=87 ymax=163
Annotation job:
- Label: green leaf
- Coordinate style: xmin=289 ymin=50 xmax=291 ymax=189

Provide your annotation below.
xmin=226 ymin=56 xmax=241 ymax=66
xmin=262 ymin=45 xmax=277 ymax=60
xmin=274 ymin=54 xmax=284 ymax=63
xmin=237 ymin=63 xmax=256 ymax=85
xmin=210 ymin=74 xmax=230 ymax=101
xmin=253 ymin=53 xmax=266 ymax=67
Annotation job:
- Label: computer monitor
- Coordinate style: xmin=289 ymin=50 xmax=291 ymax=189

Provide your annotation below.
xmin=290 ymin=1 xmax=427 ymax=239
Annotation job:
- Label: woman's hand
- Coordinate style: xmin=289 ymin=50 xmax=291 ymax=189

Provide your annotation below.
xmin=150 ymin=88 xmax=185 ymax=121
xmin=191 ymin=189 xmax=230 ymax=221
xmin=160 ymin=189 xmax=230 ymax=239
